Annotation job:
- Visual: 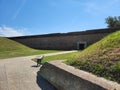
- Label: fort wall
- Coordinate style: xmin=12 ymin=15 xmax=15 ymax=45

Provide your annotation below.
xmin=9 ymin=28 xmax=120 ymax=50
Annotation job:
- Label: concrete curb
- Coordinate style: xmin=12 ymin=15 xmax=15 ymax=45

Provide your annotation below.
xmin=39 ymin=60 xmax=120 ymax=90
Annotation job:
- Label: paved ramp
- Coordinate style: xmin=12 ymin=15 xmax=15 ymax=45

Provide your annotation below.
xmin=0 ymin=51 xmax=77 ymax=90
xmin=0 ymin=56 xmax=56 ymax=90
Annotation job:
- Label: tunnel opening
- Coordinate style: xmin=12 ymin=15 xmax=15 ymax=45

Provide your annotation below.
xmin=77 ymin=42 xmax=87 ymax=50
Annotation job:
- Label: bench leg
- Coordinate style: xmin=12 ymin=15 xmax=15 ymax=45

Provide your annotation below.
xmin=37 ymin=63 xmax=38 ymax=66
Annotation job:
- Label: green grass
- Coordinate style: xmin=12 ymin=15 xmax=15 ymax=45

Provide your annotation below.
xmin=0 ymin=37 xmax=62 ymax=59
xmin=33 ymin=52 xmax=79 ymax=64
xmin=65 ymin=30 xmax=120 ymax=63
xmin=66 ymin=30 xmax=120 ymax=83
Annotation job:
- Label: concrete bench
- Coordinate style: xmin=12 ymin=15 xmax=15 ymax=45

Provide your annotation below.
xmin=36 ymin=55 xmax=44 ymax=66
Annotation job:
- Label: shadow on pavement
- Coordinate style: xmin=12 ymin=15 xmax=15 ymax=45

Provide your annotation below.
xmin=31 ymin=65 xmax=38 ymax=67
xmin=31 ymin=64 xmax=43 ymax=68
xmin=36 ymin=71 xmax=57 ymax=90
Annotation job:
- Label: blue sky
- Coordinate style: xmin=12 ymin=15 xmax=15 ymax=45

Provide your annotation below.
xmin=0 ymin=0 xmax=120 ymax=37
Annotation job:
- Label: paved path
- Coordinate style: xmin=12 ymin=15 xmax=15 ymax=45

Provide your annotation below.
xmin=0 ymin=50 xmax=77 ymax=90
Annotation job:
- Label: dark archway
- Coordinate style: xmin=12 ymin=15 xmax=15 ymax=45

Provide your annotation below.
xmin=77 ymin=42 xmax=87 ymax=50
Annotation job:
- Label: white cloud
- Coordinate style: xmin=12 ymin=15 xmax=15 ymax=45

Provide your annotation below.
xmin=0 ymin=26 xmax=24 ymax=37
xmin=12 ymin=0 xmax=27 ymax=20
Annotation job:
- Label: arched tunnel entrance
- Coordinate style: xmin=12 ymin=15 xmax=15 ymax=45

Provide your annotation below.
xmin=77 ymin=42 xmax=87 ymax=50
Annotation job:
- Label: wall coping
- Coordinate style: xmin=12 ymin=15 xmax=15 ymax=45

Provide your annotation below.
xmin=8 ymin=28 xmax=120 ymax=39
xmin=40 ymin=60 xmax=120 ymax=90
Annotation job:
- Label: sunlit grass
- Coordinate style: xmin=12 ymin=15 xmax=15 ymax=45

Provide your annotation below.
xmin=0 ymin=37 xmax=62 ymax=59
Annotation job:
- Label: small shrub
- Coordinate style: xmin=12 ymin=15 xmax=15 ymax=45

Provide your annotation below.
xmin=110 ymin=62 xmax=120 ymax=83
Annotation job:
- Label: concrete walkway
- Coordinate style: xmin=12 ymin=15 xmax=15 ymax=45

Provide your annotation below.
xmin=0 ymin=50 xmax=77 ymax=90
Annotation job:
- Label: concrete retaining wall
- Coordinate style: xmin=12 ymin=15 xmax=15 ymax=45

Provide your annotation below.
xmin=39 ymin=60 xmax=120 ymax=90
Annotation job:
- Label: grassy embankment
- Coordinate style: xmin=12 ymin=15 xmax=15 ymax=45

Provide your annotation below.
xmin=66 ymin=30 xmax=120 ymax=83
xmin=0 ymin=37 xmax=61 ymax=59
xmin=41 ymin=30 xmax=120 ymax=83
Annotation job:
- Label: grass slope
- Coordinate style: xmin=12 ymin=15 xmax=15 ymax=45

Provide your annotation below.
xmin=66 ymin=30 xmax=120 ymax=83
xmin=0 ymin=37 xmax=60 ymax=59
xmin=68 ymin=30 xmax=120 ymax=62
xmin=34 ymin=52 xmax=79 ymax=64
